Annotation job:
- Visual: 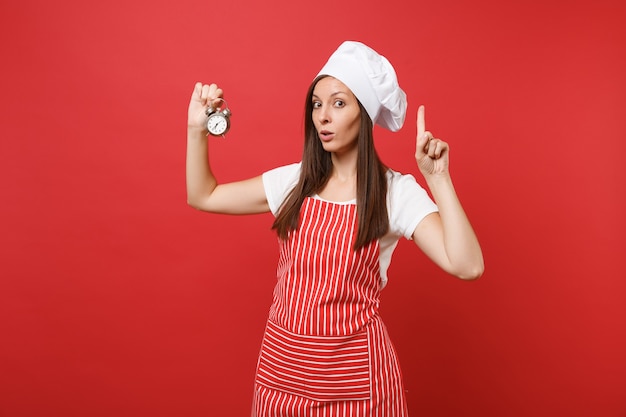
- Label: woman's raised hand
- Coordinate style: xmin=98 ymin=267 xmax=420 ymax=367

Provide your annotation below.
xmin=415 ymin=105 xmax=450 ymax=177
xmin=188 ymin=82 xmax=224 ymax=131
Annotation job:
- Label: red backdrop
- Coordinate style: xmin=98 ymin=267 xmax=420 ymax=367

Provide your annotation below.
xmin=1 ymin=0 xmax=625 ymax=416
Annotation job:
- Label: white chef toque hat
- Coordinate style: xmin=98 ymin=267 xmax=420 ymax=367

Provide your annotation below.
xmin=317 ymin=41 xmax=407 ymax=132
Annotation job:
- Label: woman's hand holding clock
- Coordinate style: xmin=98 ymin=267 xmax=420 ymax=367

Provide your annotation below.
xmin=188 ymin=82 xmax=224 ymax=134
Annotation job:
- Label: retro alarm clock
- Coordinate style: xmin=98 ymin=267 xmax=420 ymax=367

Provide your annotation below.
xmin=205 ymin=99 xmax=232 ymax=137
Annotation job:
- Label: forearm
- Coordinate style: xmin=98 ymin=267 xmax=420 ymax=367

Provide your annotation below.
xmin=186 ymin=126 xmax=217 ymax=209
xmin=425 ymin=173 xmax=484 ymax=279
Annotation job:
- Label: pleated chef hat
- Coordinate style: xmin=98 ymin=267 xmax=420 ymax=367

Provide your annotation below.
xmin=317 ymin=41 xmax=407 ymax=132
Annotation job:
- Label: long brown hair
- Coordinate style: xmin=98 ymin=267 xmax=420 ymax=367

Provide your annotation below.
xmin=272 ymin=75 xmax=389 ymax=249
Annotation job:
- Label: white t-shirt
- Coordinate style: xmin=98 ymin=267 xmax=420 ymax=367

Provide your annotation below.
xmin=262 ymin=162 xmax=438 ymax=288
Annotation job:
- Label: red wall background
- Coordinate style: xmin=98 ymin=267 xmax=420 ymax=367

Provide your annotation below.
xmin=1 ymin=0 xmax=625 ymax=416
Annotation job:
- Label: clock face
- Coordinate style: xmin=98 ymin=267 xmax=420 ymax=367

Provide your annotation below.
xmin=207 ymin=114 xmax=228 ymax=135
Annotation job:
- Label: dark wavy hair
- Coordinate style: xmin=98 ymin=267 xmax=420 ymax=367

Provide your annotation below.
xmin=271 ymin=75 xmax=389 ymax=249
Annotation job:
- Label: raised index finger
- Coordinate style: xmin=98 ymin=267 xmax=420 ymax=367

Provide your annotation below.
xmin=417 ymin=105 xmax=426 ymax=137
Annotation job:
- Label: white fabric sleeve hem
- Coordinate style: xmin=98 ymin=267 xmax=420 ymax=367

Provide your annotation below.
xmin=387 ymin=169 xmax=439 ymax=240
xmin=262 ymin=162 xmax=301 ymax=216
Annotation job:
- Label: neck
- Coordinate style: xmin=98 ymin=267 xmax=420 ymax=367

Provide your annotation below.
xmin=330 ymin=149 xmax=358 ymax=182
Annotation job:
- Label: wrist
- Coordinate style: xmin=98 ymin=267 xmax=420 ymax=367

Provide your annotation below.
xmin=424 ymin=173 xmax=455 ymax=198
xmin=424 ymin=171 xmax=452 ymax=187
xmin=187 ymin=124 xmax=208 ymax=138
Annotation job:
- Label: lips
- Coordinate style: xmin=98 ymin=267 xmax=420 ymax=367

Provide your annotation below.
xmin=319 ymin=130 xmax=334 ymax=141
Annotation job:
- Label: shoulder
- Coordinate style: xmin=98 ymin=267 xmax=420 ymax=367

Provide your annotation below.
xmin=385 ymin=168 xmax=438 ymax=240
xmin=262 ymin=162 xmax=301 ymax=215
xmin=386 ymin=168 xmax=428 ymax=209
xmin=386 ymin=168 xmax=422 ymax=192
xmin=262 ymin=162 xmax=301 ymax=191
xmin=263 ymin=162 xmax=301 ymax=178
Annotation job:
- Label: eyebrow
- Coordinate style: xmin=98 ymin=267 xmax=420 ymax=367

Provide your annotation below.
xmin=312 ymin=91 xmax=349 ymax=99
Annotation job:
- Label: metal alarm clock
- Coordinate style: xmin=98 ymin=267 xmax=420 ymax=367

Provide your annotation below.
xmin=205 ymin=98 xmax=232 ymax=137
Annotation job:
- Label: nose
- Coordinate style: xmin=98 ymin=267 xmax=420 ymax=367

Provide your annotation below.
xmin=317 ymin=105 xmax=330 ymax=124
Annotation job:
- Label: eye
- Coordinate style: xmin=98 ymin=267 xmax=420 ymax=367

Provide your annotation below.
xmin=334 ymin=99 xmax=346 ymax=108
xmin=312 ymin=101 xmax=322 ymax=109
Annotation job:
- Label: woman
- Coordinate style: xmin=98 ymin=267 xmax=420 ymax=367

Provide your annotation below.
xmin=186 ymin=41 xmax=484 ymax=416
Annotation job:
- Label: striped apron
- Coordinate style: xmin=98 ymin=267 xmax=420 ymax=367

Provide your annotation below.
xmin=253 ymin=197 xmax=409 ymax=416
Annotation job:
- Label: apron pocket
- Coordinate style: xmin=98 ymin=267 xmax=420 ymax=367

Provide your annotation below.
xmin=255 ymin=320 xmax=371 ymax=402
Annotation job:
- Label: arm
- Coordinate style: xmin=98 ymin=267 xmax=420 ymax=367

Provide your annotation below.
xmin=186 ymin=82 xmax=269 ymax=215
xmin=412 ymin=105 xmax=484 ymax=280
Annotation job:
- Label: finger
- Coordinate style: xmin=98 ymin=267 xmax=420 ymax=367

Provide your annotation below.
xmin=427 ymin=138 xmax=436 ymax=158
xmin=208 ymin=83 xmax=219 ymax=99
xmin=200 ymin=84 xmax=212 ymax=104
xmin=438 ymin=140 xmax=449 ymax=158
xmin=429 ymin=139 xmax=449 ymax=159
xmin=418 ymin=130 xmax=434 ymax=152
xmin=200 ymin=84 xmax=224 ymax=109
xmin=429 ymin=138 xmax=443 ymax=158
xmin=193 ymin=82 xmax=203 ymax=99
xmin=417 ymin=105 xmax=426 ymax=137
xmin=211 ymin=88 xmax=224 ymax=108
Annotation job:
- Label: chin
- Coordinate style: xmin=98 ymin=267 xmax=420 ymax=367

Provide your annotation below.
xmin=320 ymin=141 xmax=336 ymax=152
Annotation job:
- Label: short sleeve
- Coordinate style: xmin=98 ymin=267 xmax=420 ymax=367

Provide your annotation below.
xmin=387 ymin=169 xmax=439 ymax=240
xmin=262 ymin=162 xmax=301 ymax=216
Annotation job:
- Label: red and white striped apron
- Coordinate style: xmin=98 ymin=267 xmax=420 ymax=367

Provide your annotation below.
xmin=253 ymin=197 xmax=409 ymax=416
